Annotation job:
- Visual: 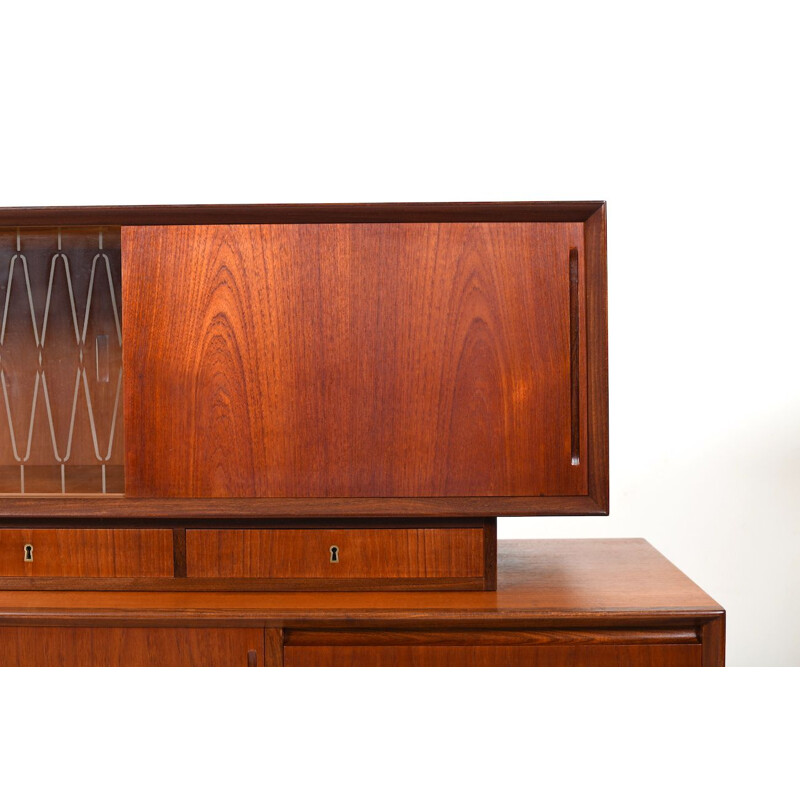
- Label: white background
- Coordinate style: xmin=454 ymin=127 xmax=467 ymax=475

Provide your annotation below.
xmin=2 ymin=1 xmax=798 ymax=796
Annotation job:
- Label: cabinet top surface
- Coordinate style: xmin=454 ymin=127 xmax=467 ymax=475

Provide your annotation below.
xmin=0 ymin=539 xmax=722 ymax=624
xmin=0 ymin=201 xmax=605 ymax=226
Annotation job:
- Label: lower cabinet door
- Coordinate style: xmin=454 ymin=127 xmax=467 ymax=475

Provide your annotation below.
xmin=283 ymin=630 xmax=703 ymax=667
xmin=0 ymin=627 xmax=266 ymax=667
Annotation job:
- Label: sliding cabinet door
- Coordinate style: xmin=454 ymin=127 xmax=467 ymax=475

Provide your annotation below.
xmin=123 ymin=223 xmax=586 ymax=499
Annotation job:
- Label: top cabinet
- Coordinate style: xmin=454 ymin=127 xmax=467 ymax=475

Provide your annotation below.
xmin=0 ymin=203 xmax=607 ymax=516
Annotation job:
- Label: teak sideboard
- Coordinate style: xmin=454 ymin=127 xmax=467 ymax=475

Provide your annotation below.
xmin=0 ymin=201 xmax=723 ymax=666
xmin=0 ymin=539 xmax=725 ymax=667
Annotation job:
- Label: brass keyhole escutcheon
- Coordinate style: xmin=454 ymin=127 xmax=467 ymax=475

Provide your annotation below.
xmin=24 ymin=544 xmax=34 ymax=562
xmin=330 ymin=545 xmax=339 ymax=564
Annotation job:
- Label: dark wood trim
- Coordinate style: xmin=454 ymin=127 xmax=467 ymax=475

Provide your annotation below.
xmin=0 ymin=201 xmax=605 ymax=227
xmin=265 ymin=628 xmax=284 ymax=667
xmin=483 ymin=518 xmax=497 ymax=591
xmin=283 ymin=628 xmax=701 ymax=647
xmin=584 ymin=204 xmax=609 ymax=513
xmin=0 ymin=516 xmax=487 ymax=529
xmin=184 ymin=517 xmax=487 ymax=529
xmin=172 ymin=529 xmax=186 ymax=578
xmin=0 ymin=576 xmax=488 ymax=592
xmin=0 ymin=495 xmax=605 ymax=521
xmin=0 ymin=612 xmax=723 ymax=629
xmin=700 ymin=614 xmax=726 ymax=666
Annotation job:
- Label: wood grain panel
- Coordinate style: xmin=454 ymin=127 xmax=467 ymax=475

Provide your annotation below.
xmin=185 ymin=528 xmax=484 ymax=579
xmin=0 ymin=626 xmax=264 ymax=666
xmin=285 ymin=644 xmax=703 ymax=667
xmin=265 ymin=628 xmax=283 ymax=667
xmin=123 ymin=222 xmax=587 ymax=499
xmin=0 ymin=528 xmax=172 ymax=577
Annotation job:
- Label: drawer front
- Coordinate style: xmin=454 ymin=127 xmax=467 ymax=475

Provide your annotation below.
xmin=0 ymin=627 xmax=266 ymax=667
xmin=285 ymin=644 xmax=703 ymax=667
xmin=0 ymin=529 xmax=173 ymax=577
xmin=186 ymin=528 xmax=485 ymax=580
xmin=283 ymin=629 xmax=704 ymax=667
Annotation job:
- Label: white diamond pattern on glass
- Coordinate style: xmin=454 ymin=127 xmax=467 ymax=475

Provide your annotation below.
xmin=0 ymin=227 xmax=123 ymax=494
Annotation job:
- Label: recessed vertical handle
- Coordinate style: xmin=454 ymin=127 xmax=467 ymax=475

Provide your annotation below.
xmin=247 ymin=649 xmax=258 ymax=667
xmin=569 ymin=248 xmax=580 ymax=466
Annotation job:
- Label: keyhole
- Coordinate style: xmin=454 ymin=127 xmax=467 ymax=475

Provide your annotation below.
xmin=329 ymin=545 xmax=339 ymax=564
xmin=24 ymin=544 xmax=34 ymax=562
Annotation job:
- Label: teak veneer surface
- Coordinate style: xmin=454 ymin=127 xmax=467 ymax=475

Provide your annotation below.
xmin=123 ymin=223 xmax=587 ymax=499
xmin=185 ymin=528 xmax=484 ymax=579
xmin=283 ymin=643 xmax=703 ymax=667
xmin=0 ymin=539 xmax=723 ymax=625
xmin=0 ymin=529 xmax=173 ymax=577
xmin=0 ymin=626 xmax=264 ymax=667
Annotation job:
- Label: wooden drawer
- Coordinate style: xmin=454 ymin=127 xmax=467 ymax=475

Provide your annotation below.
xmin=0 ymin=627 xmax=267 ymax=667
xmin=283 ymin=630 xmax=704 ymax=667
xmin=185 ymin=527 xmax=493 ymax=590
xmin=0 ymin=529 xmax=173 ymax=578
xmin=0 ymin=521 xmax=495 ymax=591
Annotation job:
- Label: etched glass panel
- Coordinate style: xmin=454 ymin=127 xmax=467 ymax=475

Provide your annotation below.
xmin=0 ymin=227 xmax=123 ymax=494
